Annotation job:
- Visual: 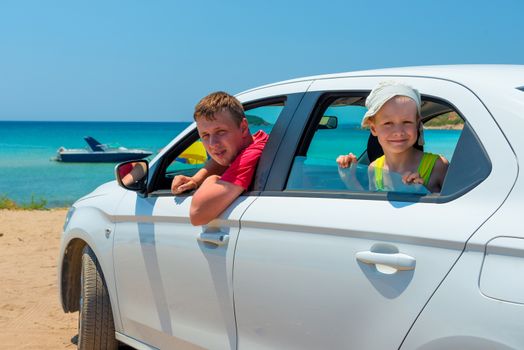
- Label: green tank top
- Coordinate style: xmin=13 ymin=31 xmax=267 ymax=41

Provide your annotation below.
xmin=374 ymin=152 xmax=439 ymax=191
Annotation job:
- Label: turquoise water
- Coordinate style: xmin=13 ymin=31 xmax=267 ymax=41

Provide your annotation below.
xmin=0 ymin=121 xmax=190 ymax=207
xmin=0 ymin=121 xmax=461 ymax=207
xmin=308 ymin=126 xmax=461 ymax=163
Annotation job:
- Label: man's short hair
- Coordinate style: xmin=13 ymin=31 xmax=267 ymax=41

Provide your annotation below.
xmin=194 ymin=91 xmax=245 ymax=126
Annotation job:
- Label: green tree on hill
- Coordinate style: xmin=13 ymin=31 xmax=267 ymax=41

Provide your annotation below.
xmin=246 ymin=114 xmax=271 ymax=126
xmin=425 ymin=112 xmax=464 ymax=128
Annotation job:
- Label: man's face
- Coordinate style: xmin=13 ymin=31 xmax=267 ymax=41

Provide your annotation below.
xmin=196 ymin=110 xmax=249 ymax=166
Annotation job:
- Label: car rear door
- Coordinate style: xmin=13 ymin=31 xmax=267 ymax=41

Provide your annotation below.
xmin=232 ymin=76 xmax=517 ymax=349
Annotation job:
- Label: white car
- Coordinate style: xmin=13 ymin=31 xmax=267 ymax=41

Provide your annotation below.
xmin=59 ymin=65 xmax=524 ymax=350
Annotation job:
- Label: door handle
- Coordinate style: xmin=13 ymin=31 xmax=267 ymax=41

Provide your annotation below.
xmin=356 ymin=251 xmax=416 ymax=271
xmin=198 ymin=232 xmax=230 ymax=246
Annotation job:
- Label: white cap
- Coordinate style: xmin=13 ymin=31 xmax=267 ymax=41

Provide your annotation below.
xmin=361 ymin=81 xmax=421 ymax=128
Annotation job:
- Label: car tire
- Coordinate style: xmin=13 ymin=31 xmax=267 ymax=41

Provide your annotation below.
xmin=78 ymin=246 xmax=118 ymax=350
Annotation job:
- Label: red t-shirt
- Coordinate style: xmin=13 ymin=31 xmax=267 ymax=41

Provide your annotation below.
xmin=220 ymin=130 xmax=269 ymax=190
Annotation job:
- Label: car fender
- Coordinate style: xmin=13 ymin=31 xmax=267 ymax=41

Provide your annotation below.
xmin=58 ymin=204 xmax=123 ymax=332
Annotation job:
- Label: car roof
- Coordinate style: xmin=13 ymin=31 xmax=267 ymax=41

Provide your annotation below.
xmin=239 ymin=65 xmax=524 ymax=95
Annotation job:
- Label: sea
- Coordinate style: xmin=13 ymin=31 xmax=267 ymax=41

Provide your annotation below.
xmin=0 ymin=121 xmax=461 ymax=208
xmin=0 ymin=121 xmax=190 ymax=207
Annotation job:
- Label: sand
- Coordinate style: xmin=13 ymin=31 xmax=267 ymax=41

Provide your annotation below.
xmin=0 ymin=209 xmax=78 ymax=349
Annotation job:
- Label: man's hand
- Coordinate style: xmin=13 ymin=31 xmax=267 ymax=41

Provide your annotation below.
xmin=171 ymin=159 xmax=228 ymax=195
xmin=171 ymin=175 xmax=198 ymax=194
xmin=336 ymin=153 xmax=357 ymax=168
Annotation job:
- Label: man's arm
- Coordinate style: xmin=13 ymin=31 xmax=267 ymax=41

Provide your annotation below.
xmin=189 ymin=130 xmax=268 ymax=225
xmin=189 ymin=175 xmax=244 ymax=226
xmin=171 ymin=158 xmax=227 ymax=194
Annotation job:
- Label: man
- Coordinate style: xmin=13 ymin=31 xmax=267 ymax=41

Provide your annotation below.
xmin=171 ymin=91 xmax=269 ymax=226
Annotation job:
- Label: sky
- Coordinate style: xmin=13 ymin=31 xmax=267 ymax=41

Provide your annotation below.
xmin=0 ymin=0 xmax=522 ymax=122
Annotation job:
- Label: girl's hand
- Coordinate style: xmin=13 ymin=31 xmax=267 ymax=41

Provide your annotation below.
xmin=336 ymin=153 xmax=357 ymax=168
xmin=402 ymin=172 xmax=425 ymax=185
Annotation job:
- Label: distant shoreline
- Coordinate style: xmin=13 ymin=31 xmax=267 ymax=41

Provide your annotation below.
xmin=424 ymin=124 xmax=464 ymax=130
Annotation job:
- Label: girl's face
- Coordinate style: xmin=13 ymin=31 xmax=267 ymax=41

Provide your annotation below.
xmin=369 ymin=97 xmax=419 ymax=155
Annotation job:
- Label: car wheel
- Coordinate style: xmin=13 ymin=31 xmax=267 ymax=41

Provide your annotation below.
xmin=78 ymin=246 xmax=118 ymax=350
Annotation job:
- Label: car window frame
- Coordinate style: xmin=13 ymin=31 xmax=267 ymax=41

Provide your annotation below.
xmin=145 ymin=93 xmax=306 ymax=197
xmin=260 ymin=90 xmax=491 ymax=204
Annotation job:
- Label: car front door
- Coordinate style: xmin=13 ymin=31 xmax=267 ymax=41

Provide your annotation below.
xmin=232 ymin=76 xmax=517 ymax=349
xmin=112 ymin=87 xmax=308 ymax=349
xmin=113 ymin=190 xmax=253 ymax=350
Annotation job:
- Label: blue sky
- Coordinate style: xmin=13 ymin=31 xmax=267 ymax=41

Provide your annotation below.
xmin=0 ymin=0 xmax=522 ymax=121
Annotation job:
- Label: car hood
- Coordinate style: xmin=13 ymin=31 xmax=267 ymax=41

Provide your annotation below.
xmin=72 ymin=180 xmax=128 ymax=215
xmin=75 ymin=180 xmax=122 ymax=203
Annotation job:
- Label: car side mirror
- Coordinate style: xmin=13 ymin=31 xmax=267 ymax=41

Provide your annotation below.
xmin=115 ymin=160 xmax=149 ymax=192
xmin=318 ymin=115 xmax=338 ymax=129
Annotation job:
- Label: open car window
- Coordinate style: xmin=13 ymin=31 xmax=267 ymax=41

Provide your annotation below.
xmin=165 ymin=139 xmax=207 ymax=176
xmin=151 ymin=100 xmax=286 ymax=192
xmin=286 ymin=94 xmax=465 ymax=196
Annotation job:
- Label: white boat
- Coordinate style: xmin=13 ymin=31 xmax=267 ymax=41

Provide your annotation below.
xmin=55 ymin=136 xmax=152 ymax=163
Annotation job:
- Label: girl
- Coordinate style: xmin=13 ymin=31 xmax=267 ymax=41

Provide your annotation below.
xmin=337 ymin=81 xmax=448 ymax=193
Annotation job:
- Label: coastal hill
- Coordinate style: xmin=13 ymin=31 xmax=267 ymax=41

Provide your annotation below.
xmin=424 ymin=112 xmax=464 ymax=129
xmin=246 ymin=114 xmax=271 ymax=126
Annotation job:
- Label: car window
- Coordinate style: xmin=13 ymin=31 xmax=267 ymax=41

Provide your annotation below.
xmin=165 ymin=139 xmax=208 ymax=175
xmin=155 ymin=101 xmax=286 ymax=191
xmin=286 ymin=94 xmax=464 ymax=195
xmin=246 ymin=103 xmax=283 ymax=135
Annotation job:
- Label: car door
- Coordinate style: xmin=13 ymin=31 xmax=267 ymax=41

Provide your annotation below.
xmin=113 ymin=191 xmax=252 ymax=350
xmin=232 ymin=76 xmax=517 ymax=350
xmin=112 ymin=86 xmax=309 ymax=349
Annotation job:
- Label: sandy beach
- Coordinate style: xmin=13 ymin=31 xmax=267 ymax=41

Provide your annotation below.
xmin=0 ymin=209 xmax=78 ymax=349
